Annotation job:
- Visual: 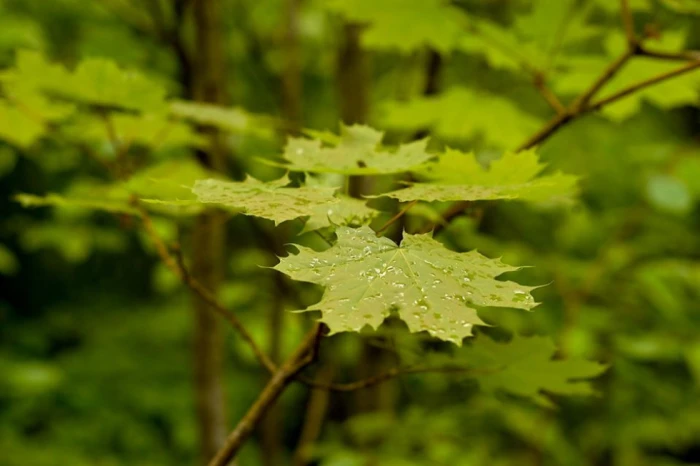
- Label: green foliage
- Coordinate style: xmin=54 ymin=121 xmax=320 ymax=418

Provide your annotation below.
xmin=2 ymin=50 xmax=166 ymax=112
xmin=325 ymin=0 xmax=468 ymax=53
xmin=0 ymin=244 xmax=18 ymax=275
xmin=300 ymin=196 xmax=379 ymax=233
xmin=382 ymin=149 xmax=578 ymax=204
xmin=381 ymin=88 xmax=543 ymax=148
xmin=170 ymin=100 xmax=272 ymax=138
xmin=191 ymin=175 xmax=340 ymax=224
xmin=1 ymin=1 xmax=699 ymax=465
xmin=14 ymin=192 xmax=138 ymax=215
xmin=275 ymin=226 xmax=537 ymax=344
xmin=457 ymin=335 xmax=608 ymax=406
xmin=276 ymin=124 xmax=433 ymax=174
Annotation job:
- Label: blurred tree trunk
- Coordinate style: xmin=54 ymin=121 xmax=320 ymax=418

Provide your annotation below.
xmin=281 ymin=0 xmax=302 ymax=134
xmin=189 ymin=0 xmax=230 ymax=463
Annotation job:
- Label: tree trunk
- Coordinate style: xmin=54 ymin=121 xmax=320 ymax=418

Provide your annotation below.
xmin=190 ymin=0 xmax=230 ymax=462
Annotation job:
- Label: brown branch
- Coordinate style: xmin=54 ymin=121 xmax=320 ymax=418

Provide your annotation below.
xmin=209 ymin=324 xmax=323 ymax=466
xmin=376 ymin=200 xmax=418 ymax=235
xmin=588 ymin=60 xmax=700 ymax=112
xmin=638 ymin=46 xmax=700 ymax=62
xmin=572 ymin=48 xmax=634 ymax=111
xmin=515 ymin=112 xmax=572 ymax=152
xmin=300 ymin=365 xmax=481 ymax=392
xmin=620 ymin=0 xmax=637 ymax=47
xmin=534 ymin=73 xmax=566 ymax=115
xmin=136 ymin=202 xmax=278 ymax=374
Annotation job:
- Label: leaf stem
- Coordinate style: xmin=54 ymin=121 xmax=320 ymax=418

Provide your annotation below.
xmin=136 ymin=201 xmax=278 ymax=374
xmin=376 ymin=200 xmax=418 ymax=236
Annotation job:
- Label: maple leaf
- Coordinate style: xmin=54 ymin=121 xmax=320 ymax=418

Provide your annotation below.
xmin=301 ymin=196 xmax=379 ymax=233
xmin=0 ymin=100 xmax=45 ymax=148
xmin=191 ymin=175 xmax=339 ymax=225
xmin=274 ymin=124 xmax=433 ymax=175
xmin=461 ymin=335 xmax=607 ymax=407
xmin=2 ymin=51 xmax=167 ymax=112
xmin=380 ymin=88 xmax=543 ymax=149
xmin=169 ymin=100 xmax=272 ymax=138
xmin=380 ymin=149 xmax=578 ymax=204
xmin=14 ymin=193 xmax=138 ymax=215
xmin=325 ymin=0 xmax=468 ymax=53
xmin=274 ymin=226 xmax=538 ymax=345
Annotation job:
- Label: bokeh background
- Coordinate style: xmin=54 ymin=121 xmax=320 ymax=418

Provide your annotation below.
xmin=1 ymin=0 xmax=699 ymax=465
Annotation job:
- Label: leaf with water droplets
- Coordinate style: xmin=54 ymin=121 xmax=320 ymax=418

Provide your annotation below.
xmin=301 ymin=196 xmax=380 ymax=233
xmin=272 ymin=124 xmax=433 ymax=175
xmin=274 ymin=226 xmax=538 ymax=345
xmin=461 ymin=335 xmax=608 ymax=407
xmin=379 ymin=148 xmax=578 ymax=204
xmin=191 ymin=175 xmax=339 ymax=225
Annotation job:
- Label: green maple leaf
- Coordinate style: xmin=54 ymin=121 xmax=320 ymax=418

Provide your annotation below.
xmin=14 ymin=160 xmax=220 ymax=217
xmin=0 ymin=100 xmax=45 ymax=148
xmin=275 ymin=124 xmax=433 ymax=175
xmin=460 ymin=1 xmax=602 ymax=74
xmin=380 ymin=149 xmax=578 ymax=204
xmin=170 ymin=100 xmax=272 ymax=138
xmin=462 ymin=335 xmax=607 ymax=407
xmin=380 ymin=88 xmax=543 ymax=149
xmin=274 ymin=226 xmax=538 ymax=345
xmin=191 ymin=175 xmax=339 ymax=224
xmin=14 ymin=192 xmax=138 ymax=215
xmin=301 ymin=196 xmax=380 ymax=233
xmin=64 ymin=113 xmax=204 ymax=151
xmin=2 ymin=51 xmax=166 ymax=112
xmin=326 ymin=0 xmax=468 ymax=53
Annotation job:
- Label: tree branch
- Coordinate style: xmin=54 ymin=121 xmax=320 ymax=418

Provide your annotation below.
xmin=209 ymin=324 xmax=323 ymax=466
xmin=638 ymin=46 xmax=700 ymax=62
xmin=534 ymin=73 xmax=566 ymax=115
xmin=376 ymin=200 xmax=418 ymax=235
xmin=620 ymin=0 xmax=637 ymax=47
xmin=572 ymin=48 xmax=634 ymax=111
xmin=136 ymin=202 xmax=277 ymax=374
xmin=587 ymin=60 xmax=700 ymax=112
xmin=299 ymin=365 xmax=480 ymax=392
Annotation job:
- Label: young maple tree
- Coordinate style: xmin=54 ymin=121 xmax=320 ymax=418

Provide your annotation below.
xmin=1 ymin=0 xmax=699 ymax=465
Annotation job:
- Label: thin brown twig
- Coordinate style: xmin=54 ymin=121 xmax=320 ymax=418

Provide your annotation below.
xmin=588 ymin=60 xmax=700 ymax=112
xmin=376 ymin=200 xmax=418 ymax=235
xmin=620 ymin=0 xmax=637 ymax=47
xmin=519 ymin=59 xmax=700 ymax=150
xmin=209 ymin=324 xmax=323 ymax=466
xmin=534 ymin=73 xmax=566 ymax=115
xmin=572 ymin=48 xmax=635 ymax=111
xmin=638 ymin=47 xmax=700 ymax=62
xmin=299 ymin=365 xmax=481 ymax=392
xmin=430 ymin=1 xmax=700 ymax=231
xmin=135 ymin=201 xmax=278 ymax=374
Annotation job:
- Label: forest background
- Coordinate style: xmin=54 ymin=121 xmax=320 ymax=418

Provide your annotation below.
xmin=1 ymin=0 xmax=700 ymax=465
